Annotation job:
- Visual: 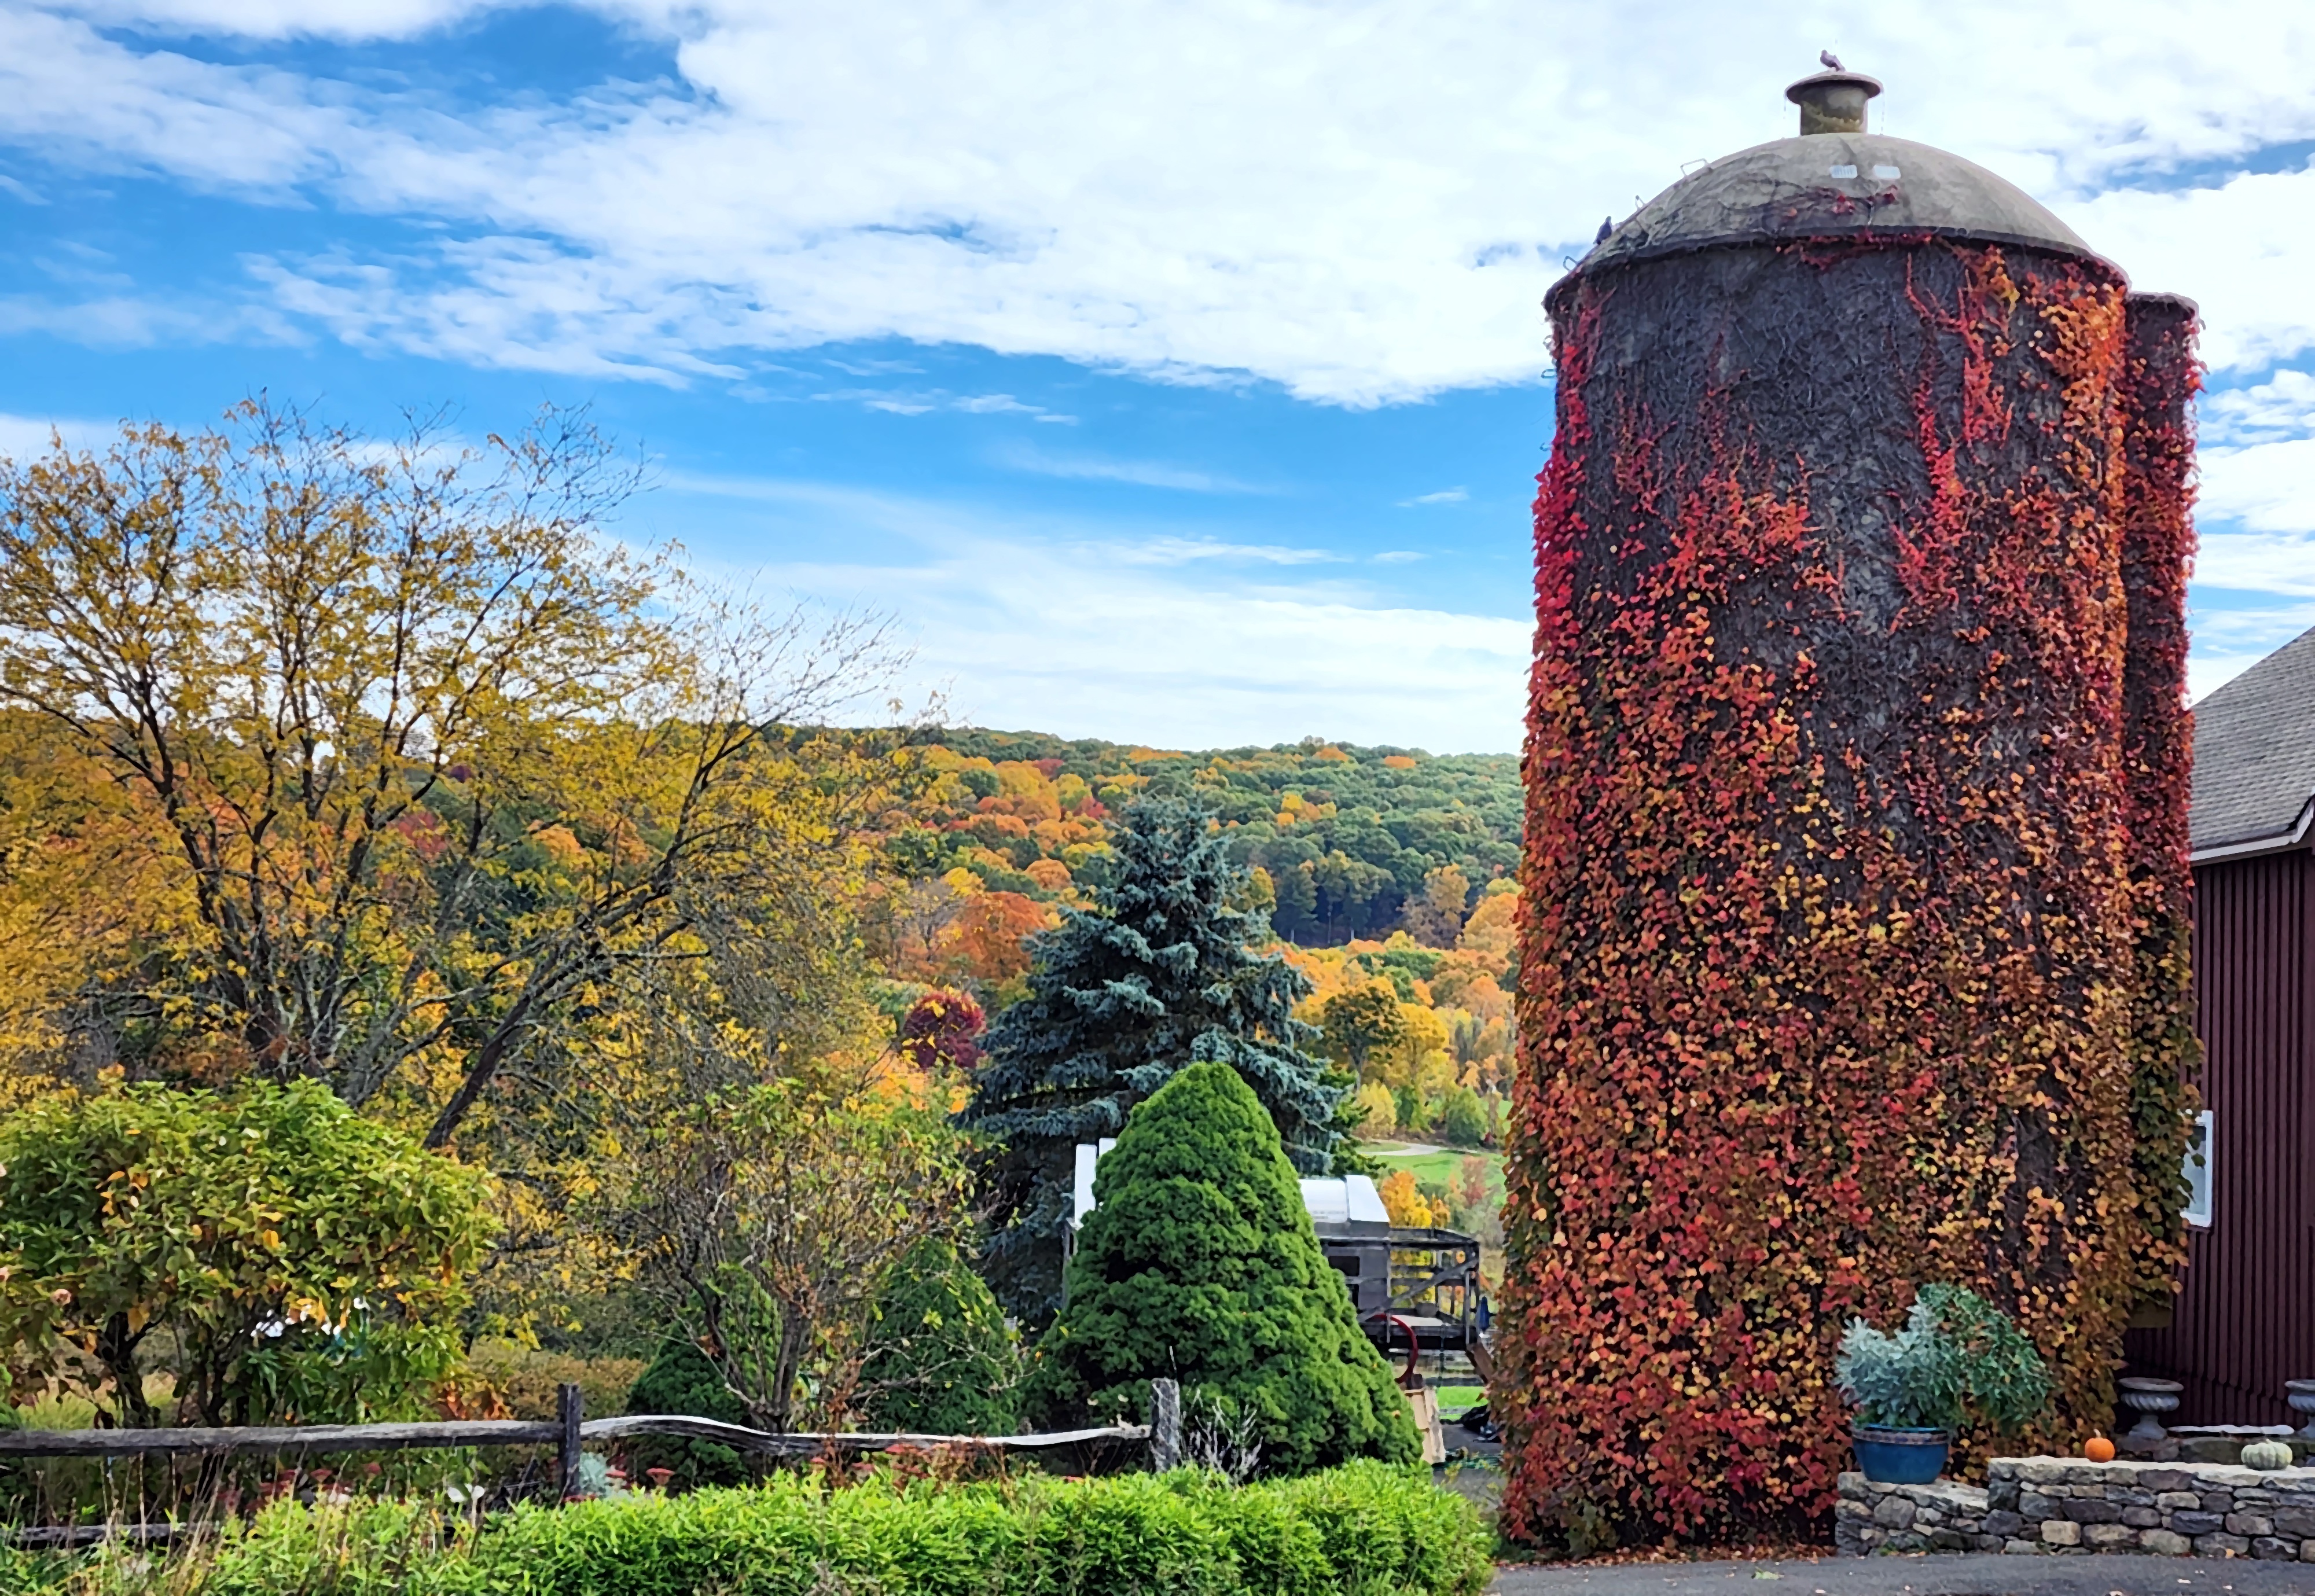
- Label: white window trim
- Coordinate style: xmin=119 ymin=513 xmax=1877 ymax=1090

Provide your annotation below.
xmin=2183 ymin=1109 xmax=2214 ymax=1230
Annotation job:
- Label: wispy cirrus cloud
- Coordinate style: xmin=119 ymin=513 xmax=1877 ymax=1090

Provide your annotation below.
xmin=1105 ymin=536 xmax=1342 ymax=567
xmin=2203 ymin=368 xmax=2315 ymax=448
xmin=659 ymin=472 xmax=1526 ymax=749
xmin=0 ymin=410 xmax=113 ymax=459
xmin=812 ymin=388 xmax=1077 ymax=422
xmin=1398 ymin=487 xmax=1468 ymax=506
xmin=993 ymin=443 xmax=1268 ymax=494
xmin=2200 ymin=435 xmax=2315 ymax=542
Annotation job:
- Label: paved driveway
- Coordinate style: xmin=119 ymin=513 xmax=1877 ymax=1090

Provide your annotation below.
xmin=1490 ymin=1554 xmax=2315 ymax=1595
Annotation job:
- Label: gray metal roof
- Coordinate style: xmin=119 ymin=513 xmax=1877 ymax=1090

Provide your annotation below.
xmin=2191 ymin=625 xmax=2315 ymax=858
xmin=1561 ymin=133 xmax=2103 ymax=295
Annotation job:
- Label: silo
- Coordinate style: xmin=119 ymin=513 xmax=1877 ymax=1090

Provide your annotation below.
xmin=1501 ymin=72 xmax=2198 ymax=1539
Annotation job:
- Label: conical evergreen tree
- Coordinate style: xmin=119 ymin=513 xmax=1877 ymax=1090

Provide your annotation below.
xmin=961 ymin=797 xmax=1343 ymax=1324
xmin=856 ymin=1238 xmax=1021 ymax=1436
xmin=1023 ymin=1060 xmax=1421 ymax=1475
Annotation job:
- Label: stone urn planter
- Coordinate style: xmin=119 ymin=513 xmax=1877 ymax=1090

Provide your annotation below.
xmin=2287 ymin=1378 xmax=2315 ymax=1441
xmin=1851 ymin=1423 xmax=1949 ymax=1484
xmin=2118 ymin=1376 xmax=2182 ymax=1444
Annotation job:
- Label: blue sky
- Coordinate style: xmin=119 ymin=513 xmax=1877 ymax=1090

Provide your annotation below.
xmin=1 ymin=1 xmax=2310 ymax=753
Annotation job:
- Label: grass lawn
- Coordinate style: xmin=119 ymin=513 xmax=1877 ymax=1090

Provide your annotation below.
xmin=1365 ymin=1144 xmax=1504 ymax=1197
xmin=1431 ymin=1384 xmax=1487 ymax=1417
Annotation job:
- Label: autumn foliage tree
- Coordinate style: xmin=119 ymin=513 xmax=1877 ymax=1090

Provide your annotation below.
xmin=0 ymin=403 xmax=902 ymax=1210
xmin=898 ymin=990 xmax=986 ymax=1075
xmin=631 ymin=1063 xmax=973 ymax=1433
xmin=1316 ymin=983 xmax=1405 ymax=1087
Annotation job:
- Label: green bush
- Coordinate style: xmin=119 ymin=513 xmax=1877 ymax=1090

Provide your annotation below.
xmin=1024 ymin=1061 xmax=1421 ymax=1475
xmin=621 ymin=1338 xmax=753 ymax=1488
xmin=857 ymin=1240 xmax=1020 ymax=1436
xmin=1392 ymin=1085 xmax=1428 ymax=1136
xmin=0 ymin=1080 xmax=493 ymax=1429
xmin=1436 ymin=1089 xmax=1487 ymax=1149
xmin=0 ymin=1460 xmax=1490 ymax=1595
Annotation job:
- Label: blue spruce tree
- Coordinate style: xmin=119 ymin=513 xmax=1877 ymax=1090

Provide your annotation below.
xmin=961 ymin=797 xmax=1343 ymax=1324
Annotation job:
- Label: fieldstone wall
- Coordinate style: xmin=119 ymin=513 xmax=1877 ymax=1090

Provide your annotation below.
xmin=1834 ymin=1476 xmax=2002 ymax=1554
xmin=1838 ymin=1459 xmax=2315 ymax=1558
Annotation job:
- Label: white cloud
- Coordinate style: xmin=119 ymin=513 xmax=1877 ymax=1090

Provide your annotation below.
xmin=666 ymin=475 xmax=1528 ymax=750
xmin=7 ymin=1 xmax=2315 ymax=402
xmin=2066 ymin=168 xmax=2315 ymax=373
xmin=811 ymin=388 xmax=1077 ymax=422
xmin=0 ymin=411 xmax=111 ymax=459
xmin=993 ymin=443 xmax=1267 ymax=494
xmin=954 ymin=394 xmax=1047 ymax=417
xmin=2188 ymin=600 xmax=2315 ymax=703
xmin=1373 ymin=550 xmax=1425 ymax=564
xmin=1399 ymin=488 xmax=1468 ymax=506
xmin=2202 ymin=369 xmax=2315 ymax=447
xmin=56 ymin=0 xmax=484 ymax=38
xmin=2199 ymin=436 xmax=2315 ymax=540
xmin=1104 ymin=536 xmax=1343 ymax=568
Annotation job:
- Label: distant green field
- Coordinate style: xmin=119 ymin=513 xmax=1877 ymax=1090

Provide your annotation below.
xmin=1365 ymin=1145 xmax=1503 ymax=1198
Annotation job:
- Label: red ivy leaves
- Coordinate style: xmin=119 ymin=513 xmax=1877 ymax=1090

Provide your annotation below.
xmin=1500 ymin=241 xmax=2199 ymax=1543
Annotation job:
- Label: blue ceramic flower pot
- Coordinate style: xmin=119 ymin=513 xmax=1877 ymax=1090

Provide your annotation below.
xmin=1852 ymin=1424 xmax=1948 ymax=1484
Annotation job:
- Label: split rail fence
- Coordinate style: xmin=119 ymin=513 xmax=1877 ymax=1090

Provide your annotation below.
xmin=0 ymin=1379 xmax=1179 ymax=1549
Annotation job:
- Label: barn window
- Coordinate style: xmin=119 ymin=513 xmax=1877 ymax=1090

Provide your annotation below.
xmin=2183 ymin=1110 xmax=2213 ymax=1229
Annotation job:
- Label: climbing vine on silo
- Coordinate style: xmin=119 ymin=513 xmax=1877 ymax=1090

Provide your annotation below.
xmin=2116 ymin=297 xmax=2202 ymax=1316
xmin=1500 ymin=240 xmax=2196 ymax=1543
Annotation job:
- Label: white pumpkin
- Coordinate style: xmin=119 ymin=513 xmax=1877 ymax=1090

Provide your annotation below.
xmin=2241 ymin=1439 xmax=2294 ymax=1472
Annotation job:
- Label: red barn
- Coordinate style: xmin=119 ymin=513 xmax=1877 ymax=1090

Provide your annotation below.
xmin=2128 ymin=624 xmax=2315 ymax=1422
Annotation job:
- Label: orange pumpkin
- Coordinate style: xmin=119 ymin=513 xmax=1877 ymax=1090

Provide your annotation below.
xmin=2084 ymin=1436 xmax=2116 ymax=1463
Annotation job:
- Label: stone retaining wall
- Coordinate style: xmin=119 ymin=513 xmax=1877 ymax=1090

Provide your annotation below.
xmin=1836 ymin=1459 xmax=2315 ymax=1558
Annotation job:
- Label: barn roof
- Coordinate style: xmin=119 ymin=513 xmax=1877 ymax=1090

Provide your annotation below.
xmin=2191 ymin=625 xmax=2315 ymax=860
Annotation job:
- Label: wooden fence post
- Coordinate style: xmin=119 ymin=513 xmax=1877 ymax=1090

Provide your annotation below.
xmin=557 ymin=1382 xmax=583 ymax=1501
xmin=1149 ymin=1379 xmax=1180 ymax=1472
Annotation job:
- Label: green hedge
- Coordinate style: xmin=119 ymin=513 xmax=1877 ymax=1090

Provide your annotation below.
xmin=0 ymin=1461 xmax=1490 ymax=1596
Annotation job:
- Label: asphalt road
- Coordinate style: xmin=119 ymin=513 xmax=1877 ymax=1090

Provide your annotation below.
xmin=1489 ymin=1554 xmax=2315 ymax=1595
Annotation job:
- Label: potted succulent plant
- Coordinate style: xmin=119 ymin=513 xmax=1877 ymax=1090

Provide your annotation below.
xmin=1835 ymin=1284 xmax=2051 ymax=1484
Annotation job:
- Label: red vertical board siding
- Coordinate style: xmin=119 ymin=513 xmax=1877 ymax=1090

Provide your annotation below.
xmin=2125 ymin=848 xmax=2315 ymax=1423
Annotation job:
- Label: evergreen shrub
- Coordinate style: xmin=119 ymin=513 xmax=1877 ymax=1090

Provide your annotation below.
xmin=622 ymin=1338 xmax=752 ymax=1488
xmin=857 ymin=1240 xmax=1021 ymax=1436
xmin=1025 ymin=1061 xmax=1421 ymax=1475
xmin=0 ymin=1462 xmax=1491 ymax=1596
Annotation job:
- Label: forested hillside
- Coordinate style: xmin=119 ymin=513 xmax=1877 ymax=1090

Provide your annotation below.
xmin=884 ymin=730 xmax=1520 ymax=946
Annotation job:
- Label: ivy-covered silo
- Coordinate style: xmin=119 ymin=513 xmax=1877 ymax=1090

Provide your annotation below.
xmin=1500 ymin=71 xmax=2199 ymax=1539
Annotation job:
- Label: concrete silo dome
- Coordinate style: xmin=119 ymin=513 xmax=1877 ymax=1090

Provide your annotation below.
xmin=1556 ymin=72 xmax=2102 ymax=308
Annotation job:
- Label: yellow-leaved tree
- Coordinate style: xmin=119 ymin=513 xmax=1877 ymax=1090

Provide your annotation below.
xmin=0 ymin=402 xmax=912 ymax=1319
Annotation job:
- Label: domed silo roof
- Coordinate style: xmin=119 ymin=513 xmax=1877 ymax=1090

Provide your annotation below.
xmin=1551 ymin=72 xmax=2106 ymax=310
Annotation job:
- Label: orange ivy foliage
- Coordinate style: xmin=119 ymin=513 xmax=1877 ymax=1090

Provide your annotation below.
xmin=1500 ymin=240 xmax=2198 ymax=1542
